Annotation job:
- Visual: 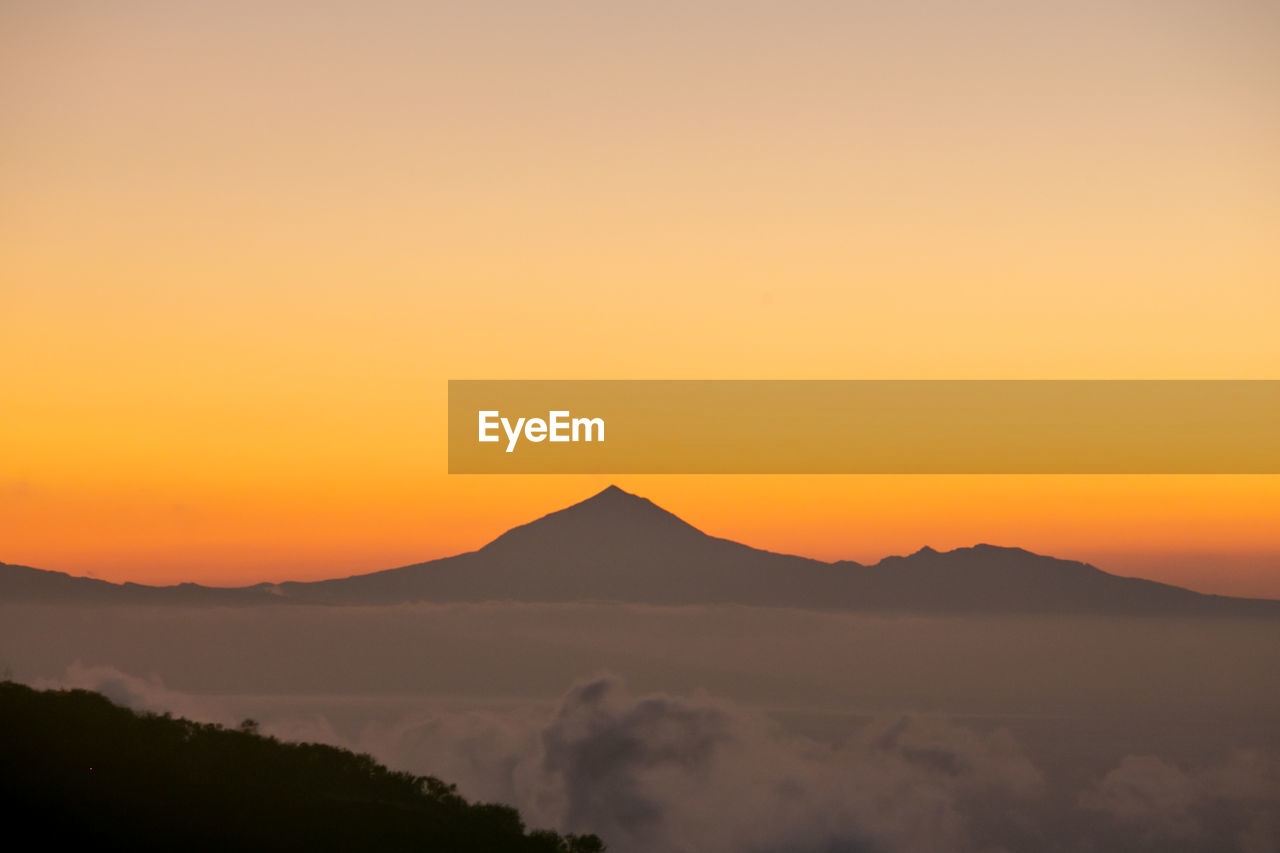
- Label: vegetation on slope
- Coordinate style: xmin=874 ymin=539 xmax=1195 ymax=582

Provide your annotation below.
xmin=0 ymin=681 xmax=604 ymax=852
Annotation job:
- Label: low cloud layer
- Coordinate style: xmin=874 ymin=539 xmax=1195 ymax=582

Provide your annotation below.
xmin=33 ymin=664 xmax=1280 ymax=853
xmin=1081 ymin=752 xmax=1280 ymax=852
xmin=514 ymin=677 xmax=1044 ymax=853
xmin=36 ymin=661 xmax=237 ymax=726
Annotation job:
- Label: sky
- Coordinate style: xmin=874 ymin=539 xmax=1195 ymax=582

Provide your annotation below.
xmin=2 ymin=1 xmax=1278 ymax=594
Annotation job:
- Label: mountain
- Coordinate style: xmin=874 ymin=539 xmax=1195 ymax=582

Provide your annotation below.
xmin=0 ymin=562 xmax=282 ymax=605
xmin=4 ymin=485 xmax=1278 ymax=617
xmin=272 ymin=485 xmax=837 ymax=607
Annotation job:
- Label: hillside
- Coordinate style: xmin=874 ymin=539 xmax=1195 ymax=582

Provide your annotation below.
xmin=0 ymin=680 xmax=604 ymax=852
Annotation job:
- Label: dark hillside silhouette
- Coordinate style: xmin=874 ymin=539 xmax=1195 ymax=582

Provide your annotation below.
xmin=0 ymin=680 xmax=604 ymax=852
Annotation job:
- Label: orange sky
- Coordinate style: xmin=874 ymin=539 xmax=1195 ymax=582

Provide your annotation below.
xmin=2 ymin=2 xmax=1278 ymax=596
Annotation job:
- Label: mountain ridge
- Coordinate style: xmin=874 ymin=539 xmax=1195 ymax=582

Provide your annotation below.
xmin=3 ymin=486 xmax=1278 ymax=617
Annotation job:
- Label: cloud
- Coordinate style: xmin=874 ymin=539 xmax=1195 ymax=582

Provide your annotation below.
xmin=375 ymin=675 xmax=1047 ymax=853
xmin=34 ymin=661 xmax=236 ymax=726
xmin=29 ymin=663 xmax=1280 ymax=853
xmin=1080 ymin=750 xmax=1280 ymax=852
xmin=1079 ymin=755 xmax=1201 ymax=838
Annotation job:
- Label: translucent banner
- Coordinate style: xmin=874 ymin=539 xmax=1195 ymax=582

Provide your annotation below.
xmin=447 ymin=380 xmax=1280 ymax=474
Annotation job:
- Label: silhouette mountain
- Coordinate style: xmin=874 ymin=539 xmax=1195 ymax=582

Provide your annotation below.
xmin=272 ymin=485 xmax=835 ymax=607
xmin=0 ymin=562 xmax=284 ymax=605
xmin=4 ymin=486 xmax=1278 ymax=617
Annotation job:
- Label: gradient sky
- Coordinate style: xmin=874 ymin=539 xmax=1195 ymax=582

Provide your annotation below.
xmin=3 ymin=1 xmax=1278 ymax=595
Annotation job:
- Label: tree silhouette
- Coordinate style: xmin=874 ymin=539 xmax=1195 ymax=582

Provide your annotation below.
xmin=0 ymin=680 xmax=605 ymax=852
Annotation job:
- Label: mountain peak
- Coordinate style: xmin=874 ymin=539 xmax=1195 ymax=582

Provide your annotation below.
xmin=478 ymin=485 xmax=707 ymax=556
xmin=564 ymin=484 xmax=686 ymax=519
xmin=584 ymin=484 xmax=637 ymax=502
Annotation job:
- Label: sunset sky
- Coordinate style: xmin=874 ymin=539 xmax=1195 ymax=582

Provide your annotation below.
xmin=3 ymin=1 xmax=1278 ymax=595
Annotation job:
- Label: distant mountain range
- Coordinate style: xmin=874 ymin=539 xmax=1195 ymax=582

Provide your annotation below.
xmin=3 ymin=485 xmax=1277 ymax=617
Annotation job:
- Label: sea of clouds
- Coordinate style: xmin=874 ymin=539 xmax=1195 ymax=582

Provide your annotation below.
xmin=40 ymin=661 xmax=1280 ymax=853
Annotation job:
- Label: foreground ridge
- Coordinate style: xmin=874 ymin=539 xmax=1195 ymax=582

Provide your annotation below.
xmin=0 ymin=680 xmax=605 ymax=853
